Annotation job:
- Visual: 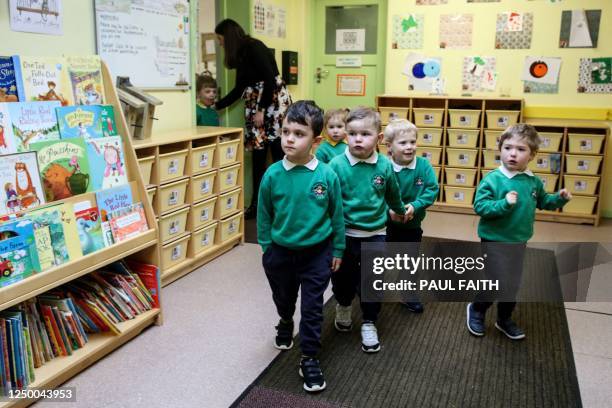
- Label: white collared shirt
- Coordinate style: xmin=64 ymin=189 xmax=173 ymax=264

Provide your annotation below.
xmin=498 ymin=165 xmax=534 ymax=179
xmin=344 ymin=149 xmax=378 ymax=166
xmin=281 ymin=156 xmax=319 ymax=171
xmin=391 ymin=157 xmax=417 ymax=172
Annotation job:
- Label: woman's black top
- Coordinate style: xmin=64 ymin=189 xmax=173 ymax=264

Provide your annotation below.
xmin=216 ymin=38 xmax=280 ymax=111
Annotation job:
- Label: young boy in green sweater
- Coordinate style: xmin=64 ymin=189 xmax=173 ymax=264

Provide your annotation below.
xmin=384 ymin=119 xmax=439 ymax=313
xmin=196 ymin=74 xmax=220 ymax=126
xmin=329 ymin=106 xmax=407 ymax=353
xmin=315 ymin=108 xmax=349 ymax=163
xmin=258 ymin=100 xmax=344 ymax=392
xmin=467 ymin=124 xmax=571 ymax=340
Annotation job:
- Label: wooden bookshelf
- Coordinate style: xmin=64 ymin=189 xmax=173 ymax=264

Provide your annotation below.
xmin=0 ymin=61 xmax=161 ymax=407
xmin=376 ymin=95 xmax=609 ymax=226
xmin=133 ymin=126 xmax=245 ymax=286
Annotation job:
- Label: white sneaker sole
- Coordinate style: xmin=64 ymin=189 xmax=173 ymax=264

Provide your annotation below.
xmin=273 ymin=340 xmax=293 ymax=350
xmin=334 ymin=321 xmax=352 ymax=332
xmin=298 ymin=368 xmax=327 ymax=392
xmin=361 ymin=343 xmax=381 ymax=353
xmin=495 ymin=322 xmax=526 ymax=340
xmin=466 ymin=303 xmax=485 ymax=337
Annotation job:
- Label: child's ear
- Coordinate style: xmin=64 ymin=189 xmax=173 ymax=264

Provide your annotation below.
xmin=314 ymin=135 xmax=323 ymax=145
xmin=377 ymin=132 xmax=384 ymax=143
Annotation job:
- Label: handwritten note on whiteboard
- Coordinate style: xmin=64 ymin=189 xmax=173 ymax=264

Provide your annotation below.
xmin=94 ymin=0 xmax=190 ymax=89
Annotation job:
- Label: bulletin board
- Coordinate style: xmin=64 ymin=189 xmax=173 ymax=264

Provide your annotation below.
xmin=94 ymin=0 xmax=190 ymax=90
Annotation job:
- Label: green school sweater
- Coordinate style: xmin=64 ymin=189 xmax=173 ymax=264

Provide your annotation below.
xmin=474 ymin=168 xmax=568 ymax=242
xmin=329 ymin=152 xmax=406 ymax=232
xmin=315 ymin=139 xmax=347 ymax=164
xmin=388 ymin=157 xmax=439 ymax=229
xmin=196 ymin=104 xmax=219 ymax=126
xmin=257 ymin=159 xmax=345 ymax=257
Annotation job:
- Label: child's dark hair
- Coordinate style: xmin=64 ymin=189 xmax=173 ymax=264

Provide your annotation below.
xmin=346 ymin=106 xmax=381 ymax=133
xmin=196 ymin=74 xmax=217 ymax=93
xmin=284 ymin=100 xmax=324 ymax=136
xmin=215 ymin=19 xmax=250 ymax=69
xmin=498 ymin=124 xmax=541 ymax=153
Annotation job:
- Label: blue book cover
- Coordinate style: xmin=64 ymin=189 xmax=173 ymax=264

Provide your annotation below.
xmin=95 ymin=184 xmax=133 ymax=222
xmin=0 ymin=57 xmax=19 ymax=102
xmin=74 ymin=206 xmax=105 ymax=255
xmin=10 ymin=55 xmax=25 ymax=103
xmin=56 ymin=106 xmax=103 ymax=139
xmin=0 ymin=218 xmax=41 ymax=278
xmin=85 ymin=136 xmax=128 ymax=191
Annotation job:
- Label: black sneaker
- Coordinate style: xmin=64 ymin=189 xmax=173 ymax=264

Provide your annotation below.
xmin=495 ymin=319 xmax=526 ymax=340
xmin=402 ymin=301 xmax=424 ymax=313
xmin=299 ymin=357 xmax=326 ymax=392
xmin=274 ymin=319 xmax=294 ymax=350
xmin=466 ymin=303 xmax=485 ymax=337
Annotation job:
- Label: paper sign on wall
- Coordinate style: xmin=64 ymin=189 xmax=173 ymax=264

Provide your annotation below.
xmin=559 ymin=10 xmax=601 ymax=48
xmin=402 ymin=53 xmax=442 ymax=91
xmin=9 ymin=0 xmax=63 ymax=35
xmin=521 ymin=57 xmax=562 ymax=85
xmin=337 ymin=75 xmax=366 ymax=96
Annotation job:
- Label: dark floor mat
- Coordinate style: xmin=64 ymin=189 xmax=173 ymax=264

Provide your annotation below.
xmin=232 ymin=244 xmax=582 ymax=408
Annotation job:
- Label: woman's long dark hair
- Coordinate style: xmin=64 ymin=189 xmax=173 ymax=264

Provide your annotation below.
xmin=215 ymin=19 xmax=250 ymax=69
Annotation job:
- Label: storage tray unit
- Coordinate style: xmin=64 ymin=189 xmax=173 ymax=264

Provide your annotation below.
xmin=413 ymin=108 xmax=445 ymax=127
xmin=447 ymin=129 xmax=479 ymax=148
xmin=535 ymin=173 xmax=559 ymax=193
xmin=448 ymin=109 xmax=481 ymax=129
xmin=418 ymin=128 xmax=443 ymax=146
xmin=158 ymin=148 xmax=188 ymax=183
xmin=159 ymin=206 xmax=190 ymax=243
xmin=485 ymin=110 xmax=520 ymax=129
xmin=379 ymin=106 xmax=410 ymax=124
xmin=190 ymin=144 xmax=216 ymax=175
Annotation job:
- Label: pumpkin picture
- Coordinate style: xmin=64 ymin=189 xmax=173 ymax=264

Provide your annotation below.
xmin=529 ymin=61 xmax=549 ymax=79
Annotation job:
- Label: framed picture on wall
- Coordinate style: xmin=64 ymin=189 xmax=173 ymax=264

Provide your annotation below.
xmin=336 ymin=74 xmax=366 ymax=96
xmin=201 ymin=33 xmax=217 ymax=63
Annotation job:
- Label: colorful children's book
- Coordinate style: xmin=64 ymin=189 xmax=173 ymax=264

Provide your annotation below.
xmin=0 ymin=57 xmax=19 ymax=103
xmin=0 ymin=219 xmax=40 ymax=287
xmin=29 ymin=138 xmax=91 ymax=201
xmin=56 ymin=106 xmax=104 ymax=139
xmin=108 ymin=202 xmax=148 ymax=242
xmin=74 ymin=206 xmax=105 ymax=255
xmin=13 ymin=56 xmax=73 ymax=106
xmin=0 ymin=103 xmax=19 ymax=154
xmin=96 ymin=184 xmax=133 ymax=222
xmin=65 ymin=56 xmax=105 ymax=106
xmin=4 ymin=101 xmax=61 ymax=152
xmin=86 ymin=137 xmax=128 ymax=190
xmin=25 ymin=205 xmax=70 ymax=268
xmin=0 ymin=151 xmax=46 ymax=216
xmin=100 ymin=105 xmax=118 ymax=137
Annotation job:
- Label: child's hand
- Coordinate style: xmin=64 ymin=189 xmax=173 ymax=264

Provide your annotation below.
xmin=389 ymin=209 xmax=404 ymax=223
xmin=559 ymin=188 xmax=572 ymax=200
xmin=404 ymin=204 xmax=415 ymax=222
xmin=254 ymin=110 xmax=264 ymax=127
xmin=505 ymin=191 xmax=518 ymax=205
xmin=331 ymin=257 xmax=342 ymax=272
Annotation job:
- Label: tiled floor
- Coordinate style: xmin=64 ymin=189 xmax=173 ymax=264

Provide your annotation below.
xmin=33 ymin=213 xmax=611 ymax=408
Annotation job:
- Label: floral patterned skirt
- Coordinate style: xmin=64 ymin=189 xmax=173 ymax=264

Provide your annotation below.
xmin=243 ymin=75 xmax=292 ymax=150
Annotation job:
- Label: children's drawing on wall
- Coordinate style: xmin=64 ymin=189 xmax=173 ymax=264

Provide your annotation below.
xmin=402 ymin=53 xmax=442 ymax=92
xmin=462 ymin=56 xmax=497 ymax=92
xmin=578 ymin=58 xmax=612 ymax=93
xmin=439 ymin=14 xmax=473 ymax=49
xmin=559 ymin=10 xmax=601 ymax=48
xmin=521 ymin=57 xmax=561 ymax=94
xmin=392 ymin=14 xmax=423 ymax=49
xmin=495 ymin=12 xmax=533 ymax=49
xmin=9 ymin=0 xmax=63 ymax=36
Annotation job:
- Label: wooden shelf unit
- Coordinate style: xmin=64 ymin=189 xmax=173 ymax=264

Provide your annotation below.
xmin=377 ymin=95 xmax=609 ymax=226
xmin=0 ymin=61 xmax=161 ymax=407
xmin=133 ymin=126 xmax=245 ymax=286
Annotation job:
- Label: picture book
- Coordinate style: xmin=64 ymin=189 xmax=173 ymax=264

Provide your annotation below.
xmin=100 ymin=105 xmax=118 ymax=137
xmin=108 ymin=202 xmax=148 ymax=242
xmin=29 ymin=138 xmax=91 ymax=201
xmin=26 ymin=205 xmax=70 ymax=268
xmin=0 ymin=151 xmax=45 ymax=216
xmin=54 ymin=202 xmax=83 ymax=261
xmin=65 ymin=56 xmax=105 ymax=106
xmin=13 ymin=56 xmax=73 ymax=105
xmin=0 ymin=104 xmax=19 ymax=155
xmin=0 ymin=57 xmax=19 ymax=102
xmin=5 ymin=101 xmax=61 ymax=152
xmin=96 ymin=184 xmax=133 ymax=222
xmin=0 ymin=219 xmax=40 ymax=287
xmin=56 ymin=106 xmax=103 ymax=139
xmin=74 ymin=206 xmax=105 ymax=255
xmin=86 ymin=137 xmax=127 ymax=190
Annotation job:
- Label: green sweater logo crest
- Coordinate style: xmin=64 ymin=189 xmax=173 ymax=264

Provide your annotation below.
xmin=372 ymin=174 xmax=385 ymax=190
xmin=312 ymin=182 xmax=328 ymax=199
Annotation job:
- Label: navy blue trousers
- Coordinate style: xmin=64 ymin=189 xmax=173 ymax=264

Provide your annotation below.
xmin=331 ymin=235 xmax=385 ymax=322
xmin=263 ymin=240 xmax=332 ymax=356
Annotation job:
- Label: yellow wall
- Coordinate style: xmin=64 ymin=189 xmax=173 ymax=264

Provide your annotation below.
xmin=0 ymin=0 xmax=193 ymax=133
xmin=249 ymin=0 xmax=312 ymax=101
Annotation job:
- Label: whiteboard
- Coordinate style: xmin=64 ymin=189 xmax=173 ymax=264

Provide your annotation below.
xmin=94 ymin=0 xmax=190 ymax=89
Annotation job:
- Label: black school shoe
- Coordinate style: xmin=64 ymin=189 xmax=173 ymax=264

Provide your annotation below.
xmin=299 ymin=357 xmax=326 ymax=392
xmin=274 ymin=319 xmax=294 ymax=350
xmin=402 ymin=301 xmax=424 ymax=313
xmin=495 ymin=318 xmax=526 ymax=340
xmin=466 ymin=303 xmax=485 ymax=337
